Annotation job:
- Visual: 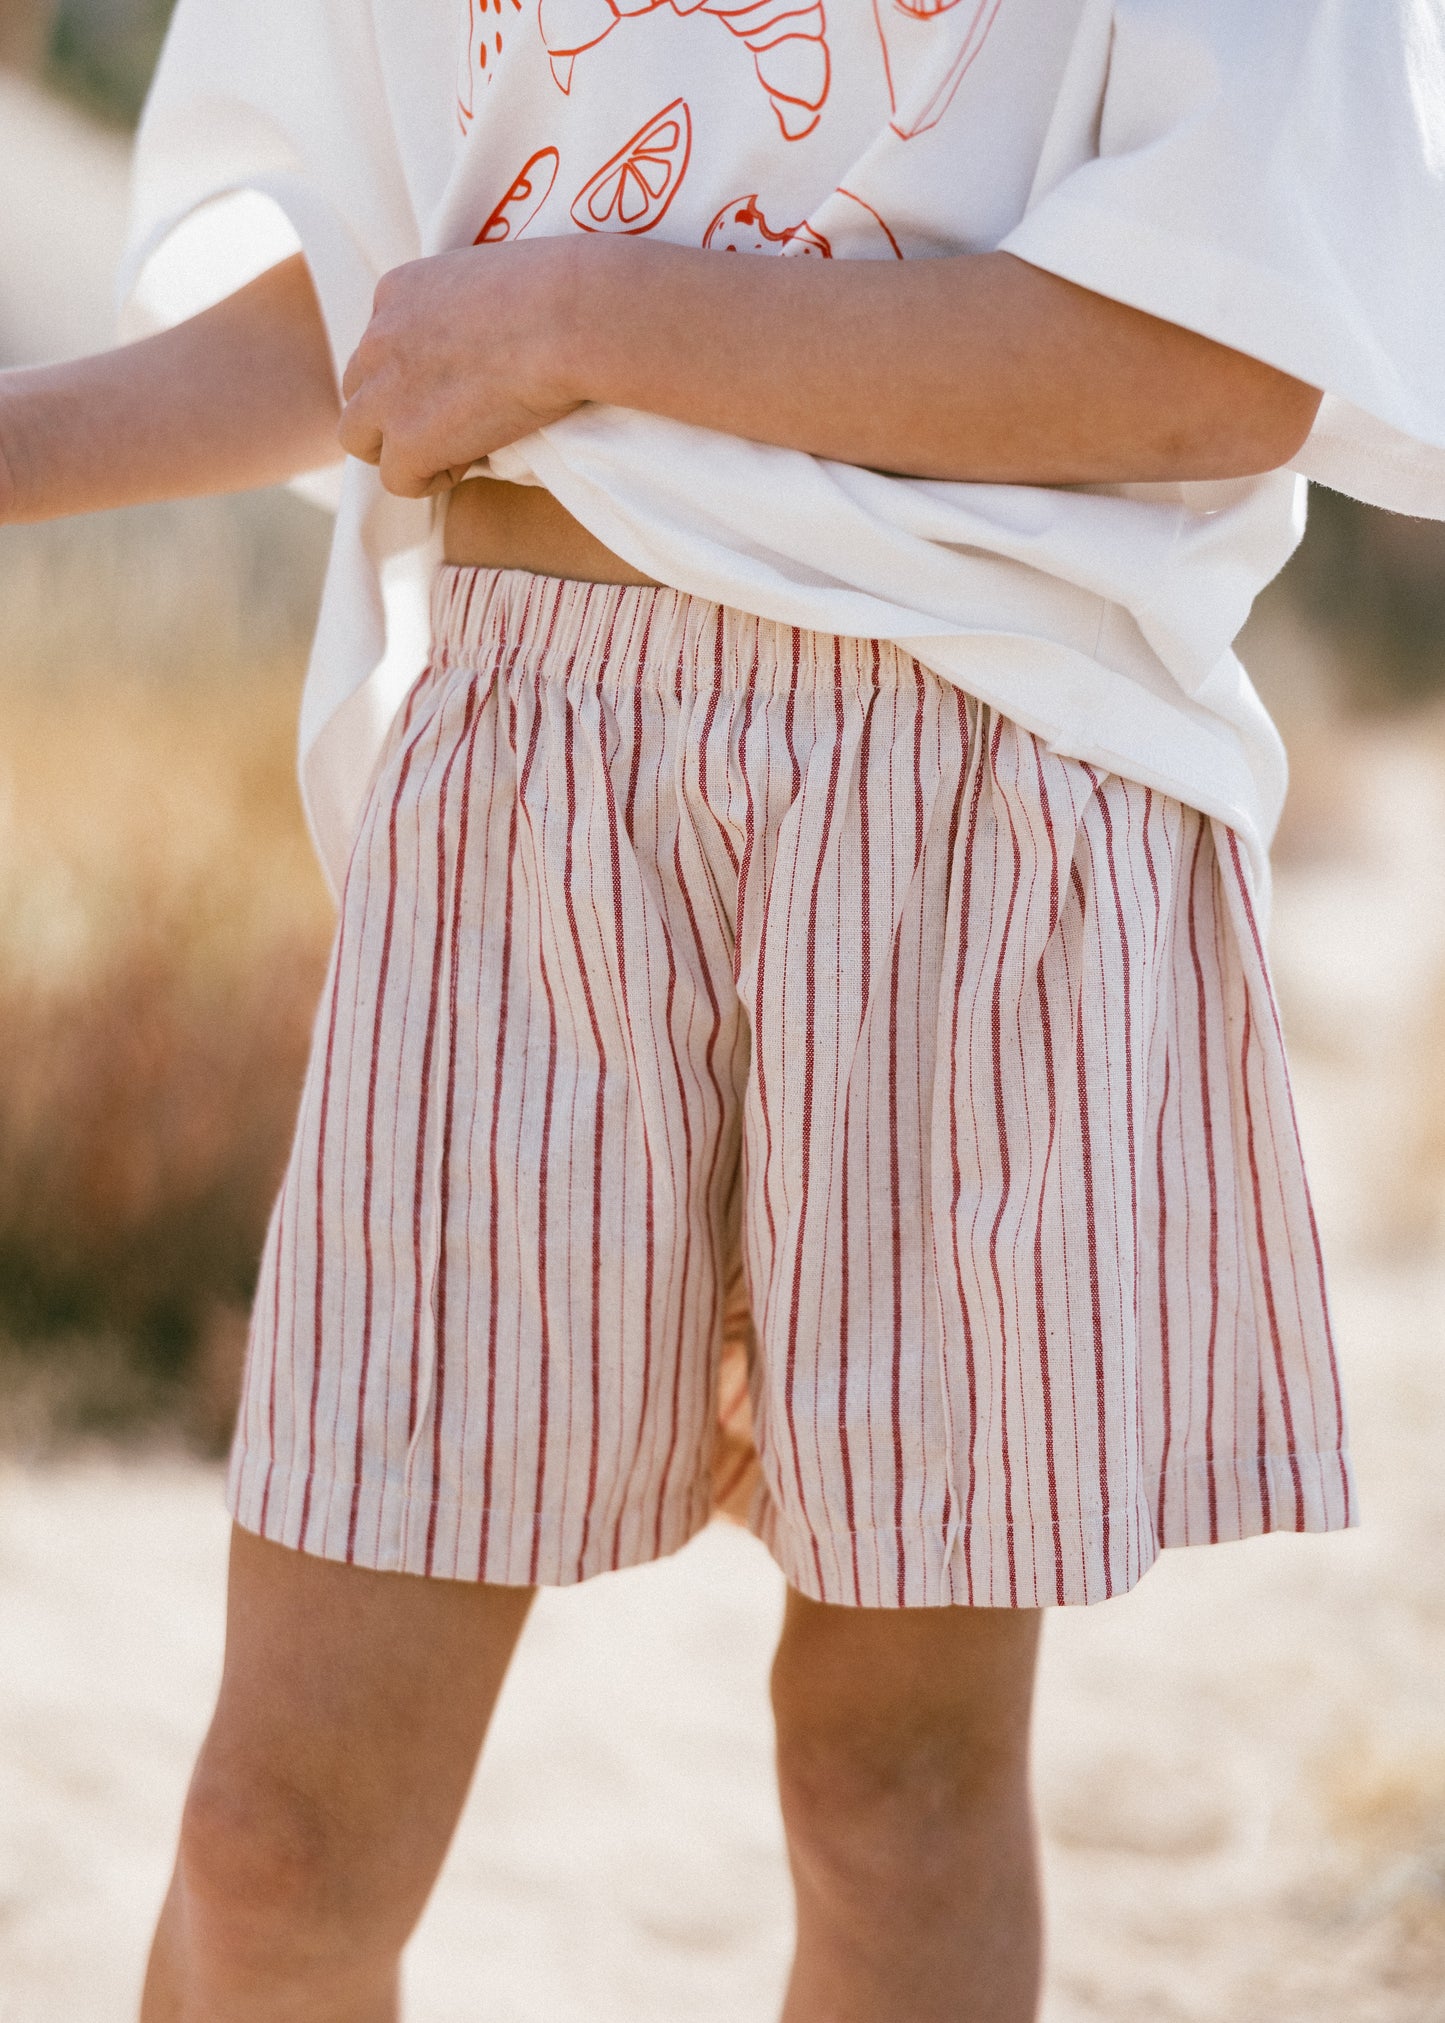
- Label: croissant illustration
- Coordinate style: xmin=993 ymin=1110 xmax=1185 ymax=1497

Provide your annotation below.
xmin=538 ymin=0 xmax=831 ymax=141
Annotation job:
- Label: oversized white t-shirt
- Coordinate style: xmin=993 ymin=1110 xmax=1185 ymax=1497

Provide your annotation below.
xmin=118 ymin=0 xmax=1445 ymax=896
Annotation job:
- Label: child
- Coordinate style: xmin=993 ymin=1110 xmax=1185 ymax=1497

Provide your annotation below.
xmin=3 ymin=1 xmax=1443 ymax=2016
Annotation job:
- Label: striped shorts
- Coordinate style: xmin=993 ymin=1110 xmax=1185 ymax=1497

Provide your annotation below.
xmin=229 ymin=565 xmax=1355 ymax=1608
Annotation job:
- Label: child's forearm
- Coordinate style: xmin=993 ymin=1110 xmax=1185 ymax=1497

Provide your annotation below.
xmin=570 ymin=243 xmax=1323 ymax=486
xmin=0 ymin=255 xmax=341 ymax=524
xmin=339 ymin=238 xmax=1322 ymax=499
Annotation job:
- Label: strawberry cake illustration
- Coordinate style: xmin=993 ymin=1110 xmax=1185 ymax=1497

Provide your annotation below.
xmin=703 ymin=195 xmax=831 ymax=255
xmin=704 ymin=190 xmax=903 ymax=259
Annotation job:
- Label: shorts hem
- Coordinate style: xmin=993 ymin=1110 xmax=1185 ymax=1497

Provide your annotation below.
xmin=747 ymin=1446 xmax=1358 ymax=1609
xmin=230 ymin=1442 xmax=1356 ymax=1608
xmin=227 ymin=1444 xmax=715 ymax=1586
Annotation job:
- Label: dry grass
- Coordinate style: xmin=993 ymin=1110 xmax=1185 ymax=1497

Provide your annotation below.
xmin=0 ymin=497 xmax=333 ymax=1448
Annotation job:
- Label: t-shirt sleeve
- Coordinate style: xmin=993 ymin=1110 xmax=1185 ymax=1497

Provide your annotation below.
xmin=999 ymin=0 xmax=1445 ymax=519
xmin=116 ymin=0 xmax=421 ymax=487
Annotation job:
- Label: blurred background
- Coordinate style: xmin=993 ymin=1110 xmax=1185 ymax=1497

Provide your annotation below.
xmin=2 ymin=6 xmax=1445 ymax=2019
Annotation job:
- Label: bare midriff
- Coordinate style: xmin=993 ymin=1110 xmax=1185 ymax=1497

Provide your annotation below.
xmin=442 ymin=475 xmax=661 ymax=586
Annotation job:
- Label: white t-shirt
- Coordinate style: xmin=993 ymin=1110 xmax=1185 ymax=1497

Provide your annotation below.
xmin=118 ymin=0 xmax=1445 ymax=896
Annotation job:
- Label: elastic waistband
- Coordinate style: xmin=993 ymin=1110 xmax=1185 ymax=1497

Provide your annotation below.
xmin=431 ymin=564 xmax=925 ymax=698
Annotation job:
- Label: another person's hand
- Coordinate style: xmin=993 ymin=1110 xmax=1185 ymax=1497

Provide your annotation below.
xmin=339 ymin=241 xmax=587 ymax=498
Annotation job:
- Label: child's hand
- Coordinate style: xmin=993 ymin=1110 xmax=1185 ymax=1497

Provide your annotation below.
xmin=338 ymin=241 xmax=588 ymax=498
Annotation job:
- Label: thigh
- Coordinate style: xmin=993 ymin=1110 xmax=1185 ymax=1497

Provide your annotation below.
xmin=192 ymin=1526 xmax=534 ymax=1935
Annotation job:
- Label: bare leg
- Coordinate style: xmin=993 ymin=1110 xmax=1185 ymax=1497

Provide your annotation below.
xmin=141 ymin=1526 xmax=534 ymax=2023
xmin=772 ymin=1590 xmax=1043 ymax=2023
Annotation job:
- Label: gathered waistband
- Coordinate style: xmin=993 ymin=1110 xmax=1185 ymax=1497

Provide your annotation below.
xmin=431 ymin=563 xmax=926 ymax=700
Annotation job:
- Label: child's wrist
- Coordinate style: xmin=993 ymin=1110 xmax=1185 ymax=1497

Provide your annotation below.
xmin=544 ymin=236 xmax=636 ymax=415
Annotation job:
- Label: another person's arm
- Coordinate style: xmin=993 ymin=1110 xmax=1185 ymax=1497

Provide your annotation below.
xmin=337 ymin=238 xmax=1323 ymax=498
xmin=0 ymin=233 xmax=1321 ymax=529
xmin=0 ymin=254 xmax=339 ymax=524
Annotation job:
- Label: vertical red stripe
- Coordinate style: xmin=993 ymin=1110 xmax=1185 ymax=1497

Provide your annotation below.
xmin=1152 ymin=1055 xmax=1176 ymax=1537
xmin=529 ymin=766 xmax=563 ymax=1578
xmin=601 ymin=683 xmax=659 ymax=1566
xmin=1184 ymin=825 xmax=1223 ymax=1542
xmin=346 ymin=705 xmax=428 ymax=1561
xmin=984 ymin=724 xmax=1024 ymax=1607
xmin=296 ymin=947 xmax=345 ymax=1552
xmin=1224 ymin=829 xmax=1350 ymax=1522
xmin=1069 ymin=857 xmax=1114 ymax=1596
xmin=1236 ymin=990 xmax=1305 ymax=1527
xmin=946 ymin=727 xmax=990 ymax=1602
xmin=407 ymin=686 xmax=478 ymax=1466
xmin=425 ymin=680 xmax=488 ymax=1573
xmin=478 ymin=671 xmax=526 ymax=1579
xmin=1028 ymin=746 xmax=1066 ymax=1604
xmin=559 ymin=684 xmax=612 ymax=1579
xmin=835 ymin=683 xmax=878 ymax=1607
xmin=782 ymin=646 xmax=846 ymax=1597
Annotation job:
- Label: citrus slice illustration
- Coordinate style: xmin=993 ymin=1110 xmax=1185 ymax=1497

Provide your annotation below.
xmin=474 ymin=147 xmax=561 ymax=244
xmin=570 ymin=99 xmax=693 ymax=235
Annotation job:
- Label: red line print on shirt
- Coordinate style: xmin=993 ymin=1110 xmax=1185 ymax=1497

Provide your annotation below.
xmin=874 ymin=0 xmax=1004 ymax=140
xmin=539 ymin=0 xmax=829 ymax=141
xmin=704 ymin=195 xmax=830 ymax=256
xmin=474 ymin=148 xmax=562 ymax=243
xmin=571 ymin=99 xmax=692 ymax=234
xmin=457 ymin=0 xmax=526 ymax=133
xmin=704 ymin=189 xmax=902 ymax=259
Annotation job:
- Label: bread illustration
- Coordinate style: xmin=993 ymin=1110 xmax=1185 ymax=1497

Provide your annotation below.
xmin=474 ymin=148 xmax=562 ymax=243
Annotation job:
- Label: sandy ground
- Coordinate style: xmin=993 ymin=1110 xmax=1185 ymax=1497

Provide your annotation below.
xmin=2 ymin=1275 xmax=1443 ymax=2023
xmin=4 ymin=726 xmax=1445 ymax=2022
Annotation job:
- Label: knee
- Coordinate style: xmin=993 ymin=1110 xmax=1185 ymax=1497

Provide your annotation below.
xmin=770 ymin=1625 xmax=1034 ymax=1895
xmin=177 ymin=1752 xmax=372 ymax=1956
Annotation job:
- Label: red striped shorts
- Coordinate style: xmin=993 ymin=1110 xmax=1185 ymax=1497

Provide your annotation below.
xmin=229 ymin=565 xmax=1354 ymax=1607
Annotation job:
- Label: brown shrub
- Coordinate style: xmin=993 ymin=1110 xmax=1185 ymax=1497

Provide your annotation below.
xmin=0 ymin=654 xmax=333 ymax=1441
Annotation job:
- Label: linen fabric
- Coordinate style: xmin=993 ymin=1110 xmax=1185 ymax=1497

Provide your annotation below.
xmin=228 ymin=568 xmax=1354 ymax=1609
xmin=118 ymin=0 xmax=1445 ymax=897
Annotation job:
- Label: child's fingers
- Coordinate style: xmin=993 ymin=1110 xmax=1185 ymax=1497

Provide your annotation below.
xmin=337 ymin=393 xmax=384 ymax=467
